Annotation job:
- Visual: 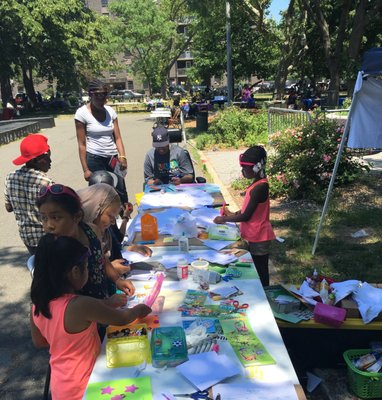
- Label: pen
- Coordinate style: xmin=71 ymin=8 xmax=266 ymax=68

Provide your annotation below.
xmin=136 ymin=240 xmax=155 ymax=245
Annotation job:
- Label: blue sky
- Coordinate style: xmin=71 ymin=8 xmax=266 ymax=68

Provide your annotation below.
xmin=268 ymin=0 xmax=288 ymax=22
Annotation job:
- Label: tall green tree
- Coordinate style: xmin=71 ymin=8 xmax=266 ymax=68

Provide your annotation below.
xmin=109 ymin=0 xmax=195 ymax=96
xmin=187 ymin=0 xmax=280 ymax=90
xmin=0 ymin=0 xmax=116 ymax=107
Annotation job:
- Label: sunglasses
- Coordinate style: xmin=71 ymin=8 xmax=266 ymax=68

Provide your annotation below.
xmin=39 ymin=184 xmax=80 ymax=201
xmin=239 ymin=153 xmax=255 ymax=166
xmin=91 ymin=91 xmax=108 ymax=99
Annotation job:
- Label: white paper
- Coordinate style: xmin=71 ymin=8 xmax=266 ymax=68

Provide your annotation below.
xmin=140 ymin=190 xmax=213 ymax=210
xmin=353 ymin=282 xmax=382 ymax=324
xmin=201 ymin=239 xmax=235 ymax=251
xmin=151 ymin=253 xmax=194 ymax=269
xmin=121 ymin=250 xmax=151 ymax=263
xmin=194 ymin=250 xmax=237 ymax=265
xmin=176 ymin=352 xmax=242 ymax=391
xmin=306 ymin=371 xmax=322 ymax=392
xmin=213 ymin=380 xmax=298 ymax=400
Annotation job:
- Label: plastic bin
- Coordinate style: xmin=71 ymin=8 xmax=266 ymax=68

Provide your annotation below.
xmin=106 ymin=323 xmax=150 ymax=368
xmin=343 ymin=349 xmax=382 ymax=399
xmin=196 ymin=111 xmax=208 ymax=131
xmin=151 ymin=326 xmax=188 ymax=368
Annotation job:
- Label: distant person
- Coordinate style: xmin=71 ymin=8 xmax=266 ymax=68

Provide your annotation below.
xmin=4 ymin=134 xmax=52 ymax=254
xmin=213 ymin=146 xmax=275 ymax=286
xmin=241 ymin=84 xmax=251 ymax=102
xmin=74 ymin=79 xmax=128 ymax=204
xmin=144 ymin=127 xmax=194 ymax=185
xmin=30 ymin=235 xmax=151 ymax=400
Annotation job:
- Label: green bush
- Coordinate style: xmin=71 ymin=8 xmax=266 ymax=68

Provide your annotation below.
xmin=267 ymin=119 xmax=369 ymax=199
xmin=195 ymin=107 xmax=268 ymax=150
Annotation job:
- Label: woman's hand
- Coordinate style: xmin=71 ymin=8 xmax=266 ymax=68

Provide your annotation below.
xmin=118 ymin=156 xmax=128 ymax=170
xmin=116 ymin=278 xmax=135 ymax=296
xmin=213 ymin=216 xmax=226 ymax=224
xmin=104 ymin=293 xmax=128 ymax=308
xmin=111 ymin=259 xmax=131 ymax=275
xmin=84 ymin=169 xmax=92 ymax=181
xmin=128 ymin=244 xmax=152 ymax=257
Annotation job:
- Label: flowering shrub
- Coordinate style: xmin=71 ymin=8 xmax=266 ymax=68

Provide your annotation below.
xmin=267 ymin=119 xmax=369 ymax=199
xmin=195 ymin=107 xmax=267 ymax=149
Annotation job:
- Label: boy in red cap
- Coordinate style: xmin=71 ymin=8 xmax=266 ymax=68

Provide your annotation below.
xmin=4 ymin=134 xmax=53 ymax=254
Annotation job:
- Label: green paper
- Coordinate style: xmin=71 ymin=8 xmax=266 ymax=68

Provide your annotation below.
xmin=85 ymin=376 xmax=152 ymax=400
xmin=219 ymin=316 xmax=276 ymax=367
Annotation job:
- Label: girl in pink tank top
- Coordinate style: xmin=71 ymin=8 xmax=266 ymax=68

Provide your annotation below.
xmin=30 ymin=235 xmax=151 ymax=400
xmin=213 ymin=146 xmax=275 ymax=286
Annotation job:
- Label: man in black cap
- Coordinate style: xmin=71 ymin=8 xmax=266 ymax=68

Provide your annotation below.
xmin=143 ymin=126 xmax=194 ymax=185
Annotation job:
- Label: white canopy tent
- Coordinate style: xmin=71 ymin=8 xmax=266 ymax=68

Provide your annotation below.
xmin=312 ymin=47 xmax=382 ymax=255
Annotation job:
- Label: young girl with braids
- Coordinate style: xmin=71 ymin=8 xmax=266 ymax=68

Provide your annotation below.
xmin=213 ymin=146 xmax=275 ymax=286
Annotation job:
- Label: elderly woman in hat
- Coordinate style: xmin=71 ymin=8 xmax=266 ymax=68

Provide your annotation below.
xmin=74 ymin=79 xmax=129 ymax=203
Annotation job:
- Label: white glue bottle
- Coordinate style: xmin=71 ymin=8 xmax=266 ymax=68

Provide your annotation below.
xmin=319 ymin=278 xmax=329 ymax=304
xmin=178 ymin=233 xmax=189 ymax=253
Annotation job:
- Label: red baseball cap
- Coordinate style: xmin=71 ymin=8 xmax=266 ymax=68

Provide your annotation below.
xmin=13 ymin=134 xmax=50 ymax=165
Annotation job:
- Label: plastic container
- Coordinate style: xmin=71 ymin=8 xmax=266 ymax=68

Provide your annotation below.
xmin=177 ymin=259 xmax=189 ymax=280
xmin=191 ymin=259 xmax=209 ymax=282
xmin=151 ymin=327 xmax=188 ymax=368
xmin=106 ymin=323 xmax=151 ymax=368
xmin=344 ymin=349 xmax=382 ymax=399
xmin=313 ymin=302 xmax=346 ymax=327
xmin=178 ymin=235 xmax=189 ymax=252
xmin=141 ymin=213 xmax=158 ymax=241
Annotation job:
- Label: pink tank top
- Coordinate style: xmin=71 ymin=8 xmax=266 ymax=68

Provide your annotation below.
xmin=33 ymin=294 xmax=100 ymax=400
xmin=240 ymin=178 xmax=275 ymax=243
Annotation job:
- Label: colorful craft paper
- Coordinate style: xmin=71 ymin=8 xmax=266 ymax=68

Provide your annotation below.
xmin=85 ymin=377 xmax=152 ymax=400
xmin=219 ymin=316 xmax=276 ymax=367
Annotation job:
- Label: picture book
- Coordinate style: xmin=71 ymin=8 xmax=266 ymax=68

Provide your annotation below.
xmin=219 ymin=316 xmax=276 ymax=367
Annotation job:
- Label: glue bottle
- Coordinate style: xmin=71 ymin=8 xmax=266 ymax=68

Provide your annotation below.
xmin=319 ymin=279 xmax=329 ymax=304
xmin=178 ymin=233 xmax=189 ymax=253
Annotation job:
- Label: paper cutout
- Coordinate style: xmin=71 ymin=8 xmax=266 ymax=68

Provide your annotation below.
xmin=219 ymin=316 xmax=276 ymax=367
xmin=125 ymin=384 xmax=139 ymax=393
xmin=101 ymin=386 xmax=114 ymax=394
xmin=86 ymin=377 xmax=152 ymax=399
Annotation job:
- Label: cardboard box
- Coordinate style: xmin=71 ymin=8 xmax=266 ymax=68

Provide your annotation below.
xmin=339 ymin=297 xmax=382 ymax=322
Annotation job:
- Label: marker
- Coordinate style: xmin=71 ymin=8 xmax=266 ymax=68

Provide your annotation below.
xmin=220 ymin=201 xmax=227 ymax=216
xmin=137 ymin=240 xmax=155 ymax=245
xmin=207 ymin=203 xmax=229 ymax=208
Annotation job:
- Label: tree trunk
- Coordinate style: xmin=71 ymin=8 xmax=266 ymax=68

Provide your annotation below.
xmin=327 ymin=60 xmax=340 ymax=107
xmin=0 ymin=75 xmax=13 ymax=107
xmin=22 ymin=65 xmax=37 ymax=110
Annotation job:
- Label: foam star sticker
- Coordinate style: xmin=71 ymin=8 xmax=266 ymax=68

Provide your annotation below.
xmin=100 ymin=385 xmax=115 ymax=394
xmin=111 ymin=395 xmax=125 ymax=400
xmin=124 ymin=384 xmax=139 ymax=393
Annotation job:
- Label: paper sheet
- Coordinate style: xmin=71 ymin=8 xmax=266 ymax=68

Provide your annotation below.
xmin=140 ymin=190 xmax=213 ymax=210
xmin=121 ymin=250 xmax=151 ymax=264
xmin=175 ymin=352 xmax=242 ymax=391
xmin=212 ymin=379 xmax=298 ymax=400
xmin=201 ymin=239 xmax=235 ymax=251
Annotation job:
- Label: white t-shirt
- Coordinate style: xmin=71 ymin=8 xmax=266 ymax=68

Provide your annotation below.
xmin=74 ymin=105 xmax=118 ymax=157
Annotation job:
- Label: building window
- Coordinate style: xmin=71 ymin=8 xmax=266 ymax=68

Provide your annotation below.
xmin=127 ymin=81 xmax=134 ymax=90
xmin=101 ymin=0 xmax=108 ymax=6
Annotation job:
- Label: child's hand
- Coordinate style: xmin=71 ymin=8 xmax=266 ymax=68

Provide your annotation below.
xmin=128 ymin=244 xmax=152 ymax=257
xmin=116 ymin=278 xmax=136 ymax=296
xmin=112 ymin=259 xmax=131 ymax=275
xmin=105 ymin=294 xmax=128 ymax=308
xmin=213 ymin=216 xmax=226 ymax=224
xmin=131 ymin=304 xmax=152 ymax=319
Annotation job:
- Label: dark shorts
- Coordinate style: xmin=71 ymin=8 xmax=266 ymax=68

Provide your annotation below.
xmin=248 ymin=240 xmax=272 ymax=256
xmin=86 ymin=152 xmax=128 ymax=203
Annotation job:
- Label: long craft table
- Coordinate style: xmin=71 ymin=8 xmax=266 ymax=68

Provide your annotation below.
xmin=84 ymin=246 xmax=306 ymax=400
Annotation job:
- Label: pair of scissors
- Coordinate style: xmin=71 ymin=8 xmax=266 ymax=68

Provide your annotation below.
xmin=230 ymin=300 xmax=249 ymax=313
xmin=173 ymin=389 xmax=213 ymax=400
